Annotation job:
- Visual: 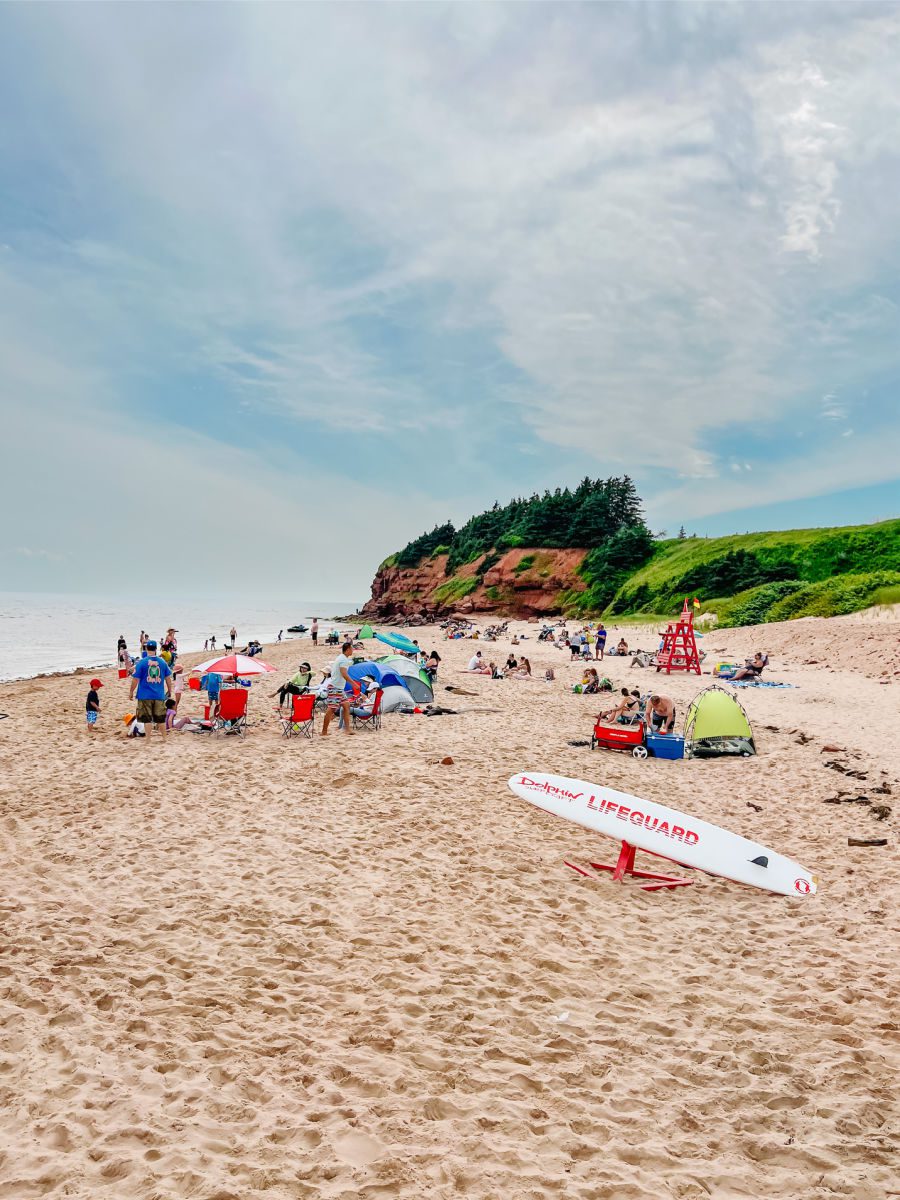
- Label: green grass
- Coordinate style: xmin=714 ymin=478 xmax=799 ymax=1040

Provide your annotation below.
xmin=609 ymin=519 xmax=900 ymax=616
xmin=870 ymin=584 xmax=900 ymax=607
xmin=432 ymin=576 xmax=478 ymax=605
xmin=513 ymin=554 xmax=536 ymax=575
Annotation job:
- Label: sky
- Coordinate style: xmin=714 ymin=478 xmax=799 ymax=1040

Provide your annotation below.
xmin=1 ymin=1 xmax=899 ymax=603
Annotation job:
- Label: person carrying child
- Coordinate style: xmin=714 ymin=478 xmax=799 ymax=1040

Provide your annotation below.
xmin=85 ymin=678 xmax=103 ymax=732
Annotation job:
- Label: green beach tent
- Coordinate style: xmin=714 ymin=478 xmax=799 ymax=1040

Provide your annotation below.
xmin=375 ymin=654 xmax=434 ymax=704
xmin=358 ymin=624 xmax=375 ymax=640
xmin=684 ymin=685 xmax=756 ymax=758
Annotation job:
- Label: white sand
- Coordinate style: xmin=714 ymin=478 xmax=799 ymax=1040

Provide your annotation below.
xmin=1 ymin=616 xmax=897 ymax=1198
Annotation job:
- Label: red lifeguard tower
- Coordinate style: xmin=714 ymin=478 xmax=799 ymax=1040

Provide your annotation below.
xmin=655 ymin=598 xmax=702 ymax=675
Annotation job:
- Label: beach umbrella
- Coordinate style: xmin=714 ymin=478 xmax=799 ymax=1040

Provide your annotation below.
xmin=374 ymin=630 xmax=419 ymax=655
xmin=192 ymin=654 xmax=276 ymax=677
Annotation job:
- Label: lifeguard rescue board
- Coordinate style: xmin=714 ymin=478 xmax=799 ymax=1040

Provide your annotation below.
xmin=508 ymin=772 xmax=817 ymax=897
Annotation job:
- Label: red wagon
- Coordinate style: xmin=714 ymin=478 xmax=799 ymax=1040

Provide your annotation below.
xmin=590 ymin=719 xmax=648 ymax=759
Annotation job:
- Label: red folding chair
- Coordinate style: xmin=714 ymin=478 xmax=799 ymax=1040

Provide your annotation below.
xmin=352 ymin=688 xmax=383 ymax=731
xmin=280 ymin=692 xmax=315 ymax=739
xmin=214 ymin=688 xmax=249 ymax=738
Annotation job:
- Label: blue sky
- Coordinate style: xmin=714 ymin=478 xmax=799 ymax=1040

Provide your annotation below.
xmin=1 ymin=2 xmax=898 ymax=601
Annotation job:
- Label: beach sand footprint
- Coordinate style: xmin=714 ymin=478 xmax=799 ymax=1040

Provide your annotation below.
xmin=332 ymin=1129 xmax=388 ymax=1167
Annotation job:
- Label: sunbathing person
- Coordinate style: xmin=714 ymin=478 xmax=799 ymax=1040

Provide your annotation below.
xmin=505 ymin=654 xmax=519 ymax=673
xmin=645 ymin=693 xmax=676 ymax=733
xmin=597 ymin=687 xmax=637 ymax=722
xmin=513 ymin=656 xmax=531 ymax=678
xmin=616 ymin=638 xmax=629 ymax=656
xmin=581 ymin=668 xmax=600 ymax=695
xmin=733 ymin=652 xmax=768 ymax=681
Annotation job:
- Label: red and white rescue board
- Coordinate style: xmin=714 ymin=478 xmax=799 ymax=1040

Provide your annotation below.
xmin=508 ymin=772 xmax=818 ymax=897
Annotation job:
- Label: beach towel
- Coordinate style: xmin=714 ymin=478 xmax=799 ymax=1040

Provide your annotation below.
xmin=729 ymin=680 xmax=796 ymax=689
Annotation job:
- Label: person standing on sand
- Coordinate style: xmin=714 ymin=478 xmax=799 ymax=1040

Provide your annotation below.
xmin=277 ymin=629 xmax=283 ymax=643
xmin=139 ymin=630 xmax=148 ymax=652
xmin=594 ymin=623 xmax=607 ymax=661
xmin=209 ymin=633 xmax=216 ymax=650
xmin=322 ymin=642 xmax=356 ymax=736
xmin=229 ymin=626 xmax=237 ymax=650
xmin=85 ymin=678 xmax=102 ymax=732
xmin=311 ymin=618 xmax=319 ymax=647
xmin=129 ymin=639 xmax=173 ymax=736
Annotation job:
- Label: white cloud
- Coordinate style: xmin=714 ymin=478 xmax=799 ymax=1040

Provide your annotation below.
xmin=1 ymin=0 xmax=899 ymax=589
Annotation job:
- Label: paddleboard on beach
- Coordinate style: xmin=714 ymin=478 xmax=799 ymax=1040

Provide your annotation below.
xmin=508 ymin=772 xmax=817 ymax=897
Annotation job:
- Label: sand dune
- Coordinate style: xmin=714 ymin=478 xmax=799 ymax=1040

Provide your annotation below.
xmin=1 ymin=616 xmax=897 ymax=1198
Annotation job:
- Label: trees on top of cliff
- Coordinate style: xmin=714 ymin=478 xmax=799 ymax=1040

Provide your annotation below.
xmin=428 ymin=476 xmax=650 ymax=574
xmin=395 ymin=522 xmax=456 ymax=568
xmin=393 ymin=477 xmax=651 ymax=576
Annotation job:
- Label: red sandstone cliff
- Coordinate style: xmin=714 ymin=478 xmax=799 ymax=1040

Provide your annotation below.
xmin=361 ymin=548 xmax=589 ymax=621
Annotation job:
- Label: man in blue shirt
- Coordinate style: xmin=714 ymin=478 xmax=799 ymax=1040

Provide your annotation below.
xmin=128 ymin=639 xmax=173 ymax=734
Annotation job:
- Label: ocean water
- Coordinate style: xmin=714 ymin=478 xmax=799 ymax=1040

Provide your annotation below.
xmin=0 ymin=591 xmax=358 ymax=682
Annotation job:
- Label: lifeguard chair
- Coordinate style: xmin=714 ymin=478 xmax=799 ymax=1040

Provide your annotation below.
xmin=655 ymin=599 xmax=702 ymax=675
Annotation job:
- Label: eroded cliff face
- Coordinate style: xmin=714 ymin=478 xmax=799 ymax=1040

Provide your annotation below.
xmin=361 ymin=548 xmax=589 ymax=621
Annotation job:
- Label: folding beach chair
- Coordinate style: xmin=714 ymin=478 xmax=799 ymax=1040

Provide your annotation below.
xmin=214 ymin=688 xmax=249 ymax=738
xmin=352 ymin=688 xmax=383 ymax=731
xmin=280 ymin=692 xmax=315 ymax=739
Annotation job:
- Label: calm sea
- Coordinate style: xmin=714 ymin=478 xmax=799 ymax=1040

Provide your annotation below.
xmin=0 ymin=591 xmax=359 ymax=682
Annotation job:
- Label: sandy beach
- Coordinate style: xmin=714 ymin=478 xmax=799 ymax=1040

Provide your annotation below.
xmin=1 ymin=615 xmax=898 ymax=1199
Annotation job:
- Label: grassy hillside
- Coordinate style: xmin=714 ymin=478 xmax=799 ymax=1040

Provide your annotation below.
xmin=600 ymin=518 xmax=900 ymax=626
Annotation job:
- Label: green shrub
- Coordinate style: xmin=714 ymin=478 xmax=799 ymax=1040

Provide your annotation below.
xmin=869 ymin=584 xmax=900 ymax=607
xmin=430 ymin=544 xmax=451 ymax=558
xmin=715 ymin=581 xmax=805 ymax=627
xmin=432 ymin=576 xmax=478 ymax=606
xmin=766 ymin=571 xmax=900 ymax=621
xmin=513 ymin=554 xmax=536 ymax=575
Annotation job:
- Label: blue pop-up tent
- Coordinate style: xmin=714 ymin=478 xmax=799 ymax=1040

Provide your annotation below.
xmin=346 ymin=661 xmax=408 ymax=692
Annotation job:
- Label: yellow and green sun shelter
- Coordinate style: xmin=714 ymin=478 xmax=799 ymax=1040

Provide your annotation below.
xmin=684 ymin=685 xmax=756 ymax=758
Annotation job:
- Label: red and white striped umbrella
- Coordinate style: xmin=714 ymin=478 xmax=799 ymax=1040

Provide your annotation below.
xmin=192 ymin=654 xmax=276 ymax=677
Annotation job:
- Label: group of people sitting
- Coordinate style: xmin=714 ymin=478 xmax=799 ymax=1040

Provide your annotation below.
xmin=466 ymin=650 xmax=532 ymax=679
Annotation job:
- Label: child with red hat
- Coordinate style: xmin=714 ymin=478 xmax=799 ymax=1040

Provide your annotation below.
xmin=86 ymin=678 xmax=103 ymax=732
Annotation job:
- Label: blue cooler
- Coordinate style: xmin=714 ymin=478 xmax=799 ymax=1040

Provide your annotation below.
xmin=645 ymin=732 xmax=685 ymax=760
